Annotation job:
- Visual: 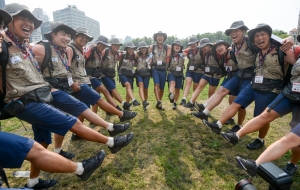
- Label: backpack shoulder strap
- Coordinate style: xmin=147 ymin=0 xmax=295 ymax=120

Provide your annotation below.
xmin=164 ymin=44 xmax=168 ymax=53
xmin=102 ymin=48 xmax=109 ymax=62
xmin=152 ymin=44 xmax=156 ymax=55
xmin=245 ymin=38 xmax=257 ymax=55
xmin=37 ymin=41 xmax=52 ymax=75
xmin=118 ymin=53 xmax=125 ymax=71
xmin=199 ymin=49 xmax=204 ymax=61
xmin=86 ymin=47 xmax=96 ymax=64
xmin=67 ymin=44 xmax=77 ymax=62
xmin=276 ymin=45 xmax=290 ymax=85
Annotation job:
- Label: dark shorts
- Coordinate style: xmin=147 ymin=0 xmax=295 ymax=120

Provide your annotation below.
xmin=119 ymin=74 xmax=134 ymax=88
xmin=137 ymin=74 xmax=150 ymax=89
xmin=90 ymin=78 xmax=102 ymax=90
xmin=201 ymin=75 xmax=220 ymax=87
xmin=223 ymin=75 xmax=251 ymax=96
xmin=185 ymin=71 xmax=202 ymax=83
xmin=32 ymin=90 xmax=89 ymax=144
xmin=152 ymin=68 xmax=166 ymax=90
xmin=15 ymin=101 xmax=76 ymax=137
xmin=71 ymin=84 xmax=101 ymax=107
xmin=101 ymin=76 xmax=116 ymax=91
xmin=168 ymin=73 xmax=183 ymax=89
xmin=291 ymin=123 xmax=300 ymax=137
xmin=0 ymin=132 xmax=34 ymax=168
xmin=234 ymin=83 xmax=278 ymax=117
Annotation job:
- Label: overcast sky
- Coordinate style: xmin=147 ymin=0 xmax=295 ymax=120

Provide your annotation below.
xmin=6 ymin=0 xmax=300 ymax=39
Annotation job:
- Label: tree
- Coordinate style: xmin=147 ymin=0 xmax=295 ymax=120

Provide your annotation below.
xmin=272 ymin=29 xmax=289 ymax=39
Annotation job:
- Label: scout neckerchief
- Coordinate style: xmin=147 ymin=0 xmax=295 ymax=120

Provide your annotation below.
xmin=110 ymin=48 xmax=119 ymax=62
xmin=189 ymin=48 xmax=198 ymax=60
xmin=258 ymin=43 xmax=276 ymax=69
xmin=6 ymin=30 xmax=41 ymax=72
xmin=50 ymin=41 xmax=68 ymax=70
xmin=95 ymin=48 xmax=103 ymax=64
xmin=234 ymin=36 xmax=246 ymax=55
xmin=157 ymin=44 xmax=164 ymax=57
xmin=71 ymin=43 xmax=85 ymax=65
xmin=223 ymin=50 xmax=231 ymax=73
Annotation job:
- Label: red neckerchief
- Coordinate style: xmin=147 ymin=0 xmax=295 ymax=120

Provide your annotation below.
xmin=258 ymin=43 xmax=276 ymax=68
xmin=234 ymin=36 xmax=247 ymax=54
xmin=50 ymin=41 xmax=68 ymax=70
xmin=6 ymin=30 xmax=29 ymax=59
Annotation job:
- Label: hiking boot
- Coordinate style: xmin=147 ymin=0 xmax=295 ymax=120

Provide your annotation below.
xmin=180 ymin=99 xmax=186 ymax=105
xmin=25 ymin=179 xmax=57 ymax=189
xmin=169 ymin=93 xmax=175 ymax=103
xmin=194 ymin=103 xmax=205 ymax=112
xmin=108 ymin=132 xmax=134 ymax=154
xmin=132 ymin=100 xmax=140 ymax=106
xmin=221 ymin=132 xmax=239 ymax=145
xmin=119 ymin=111 xmax=137 ymax=122
xmin=246 ymin=138 xmax=265 ymax=150
xmin=235 ymin=156 xmax=258 ymax=177
xmin=89 ymin=123 xmax=97 ymax=128
xmin=172 ymin=102 xmax=177 ymax=110
xmin=226 ymin=124 xmax=241 ymax=133
xmin=59 ymin=150 xmax=75 ymax=160
xmin=71 ymin=133 xmax=82 ymax=141
xmin=225 ymin=118 xmax=235 ymax=125
xmin=191 ymin=111 xmax=208 ymax=120
xmin=77 ymin=150 xmax=105 ymax=181
xmin=184 ymin=102 xmax=194 ymax=108
xmin=283 ymin=162 xmax=298 ymax=176
xmin=142 ymin=100 xmax=149 ymax=109
xmin=156 ymin=101 xmax=164 ymax=110
xmin=108 ymin=123 xmax=130 ymax=137
xmin=116 ymin=105 xmax=123 ymax=111
xmin=123 ymin=102 xmax=132 ymax=110
xmin=203 ymin=120 xmax=221 ymax=135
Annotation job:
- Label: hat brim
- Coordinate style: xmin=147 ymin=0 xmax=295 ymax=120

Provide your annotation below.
xmin=0 ymin=10 xmax=12 ymax=27
xmin=198 ymin=42 xmax=213 ymax=49
xmin=12 ymin=9 xmax=42 ymax=29
xmin=187 ymin=40 xmax=199 ymax=46
xmin=225 ymin=25 xmax=249 ymax=36
xmin=248 ymin=25 xmax=272 ymax=43
xmin=44 ymin=25 xmax=76 ymax=41
xmin=137 ymin=46 xmax=149 ymax=50
xmin=75 ymin=32 xmax=94 ymax=42
xmin=95 ymin=41 xmax=111 ymax=47
xmin=153 ymin=33 xmax=167 ymax=42
xmin=125 ymin=46 xmax=137 ymax=51
xmin=297 ymin=35 xmax=300 ymax=43
xmin=111 ymin=42 xmax=122 ymax=46
xmin=212 ymin=41 xmax=230 ymax=50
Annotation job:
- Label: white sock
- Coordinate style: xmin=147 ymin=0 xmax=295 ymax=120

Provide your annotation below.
xmin=107 ymin=123 xmax=114 ymax=131
xmin=106 ymin=137 xmax=114 ymax=147
xmin=257 ymin=137 xmax=264 ymax=142
xmin=190 ymin=101 xmax=194 ymax=104
xmin=27 ymin=177 xmax=39 ymax=187
xmin=236 ymin=133 xmax=240 ymax=139
xmin=132 ymin=98 xmax=136 ymax=101
xmin=203 ymin=108 xmax=210 ymax=115
xmin=54 ymin=148 xmax=62 ymax=153
xmin=238 ymin=125 xmax=242 ymax=129
xmin=182 ymin=97 xmax=186 ymax=100
xmin=216 ymin=121 xmax=223 ymax=128
xmin=203 ymin=103 xmax=208 ymax=108
xmin=122 ymin=101 xmax=125 ymax=106
xmin=74 ymin=162 xmax=84 ymax=175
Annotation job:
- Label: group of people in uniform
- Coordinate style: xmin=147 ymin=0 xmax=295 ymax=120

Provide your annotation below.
xmin=0 ymin=2 xmax=300 ymax=189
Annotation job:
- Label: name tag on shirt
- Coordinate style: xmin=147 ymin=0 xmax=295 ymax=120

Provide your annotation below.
xmin=205 ymin=67 xmax=210 ymax=72
xmin=76 ymin=55 xmax=81 ymax=61
xmin=189 ymin=66 xmax=194 ymax=70
xmin=176 ymin=67 xmax=181 ymax=71
xmin=107 ymin=56 xmax=111 ymax=60
xmin=254 ymin=76 xmax=263 ymax=84
xmin=68 ymin=74 xmax=74 ymax=86
xmin=84 ymin=69 xmax=87 ymax=75
xmin=10 ymin=56 xmax=22 ymax=64
xmin=292 ymin=83 xmax=300 ymax=93
xmin=51 ymin=57 xmax=58 ymax=63
xmin=225 ymin=66 xmax=232 ymax=71
xmin=132 ymin=69 xmax=135 ymax=74
xmin=157 ymin=60 xmax=162 ymax=65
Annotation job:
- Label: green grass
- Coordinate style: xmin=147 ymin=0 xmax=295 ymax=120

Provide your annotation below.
xmin=1 ymin=74 xmax=298 ymax=189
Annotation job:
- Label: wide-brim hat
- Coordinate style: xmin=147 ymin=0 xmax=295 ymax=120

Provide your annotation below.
xmin=297 ymin=35 xmax=300 ymax=43
xmin=187 ymin=36 xmax=199 ymax=46
xmin=109 ymin=37 xmax=122 ymax=46
xmin=198 ymin=38 xmax=213 ymax=49
xmin=225 ymin=20 xmax=249 ymax=36
xmin=0 ymin=9 xmax=12 ymax=27
xmin=124 ymin=42 xmax=137 ymax=51
xmin=4 ymin=3 xmax=42 ymax=29
xmin=248 ymin=23 xmax=272 ymax=43
xmin=44 ymin=22 xmax=76 ymax=41
xmin=153 ymin=31 xmax=167 ymax=42
xmin=137 ymin=41 xmax=149 ymax=50
xmin=172 ymin=40 xmax=183 ymax=50
xmin=212 ymin=40 xmax=230 ymax=50
xmin=74 ymin=27 xmax=93 ymax=42
xmin=94 ymin=35 xmax=110 ymax=47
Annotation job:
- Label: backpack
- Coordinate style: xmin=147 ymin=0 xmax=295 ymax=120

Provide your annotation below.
xmin=37 ymin=40 xmax=53 ymax=77
xmin=101 ymin=48 xmax=110 ymax=62
xmin=230 ymin=38 xmax=257 ymax=64
xmin=85 ymin=47 xmax=96 ymax=64
xmin=0 ymin=41 xmax=14 ymax=120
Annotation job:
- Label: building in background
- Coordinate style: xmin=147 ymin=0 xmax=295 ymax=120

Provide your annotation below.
xmin=53 ymin=5 xmax=100 ymax=40
xmin=0 ymin=0 xmax=5 ymax=9
xmin=31 ymin=8 xmax=50 ymax=42
xmin=297 ymin=10 xmax=300 ymax=45
xmin=124 ymin=36 xmax=133 ymax=43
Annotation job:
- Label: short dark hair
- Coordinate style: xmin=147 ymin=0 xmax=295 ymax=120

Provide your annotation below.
xmin=52 ymin=27 xmax=72 ymax=36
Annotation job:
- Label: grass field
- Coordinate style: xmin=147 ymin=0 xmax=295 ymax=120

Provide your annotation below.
xmin=1 ymin=76 xmax=298 ymax=190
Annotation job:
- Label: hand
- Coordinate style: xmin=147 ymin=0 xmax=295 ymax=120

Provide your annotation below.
xmin=182 ymin=52 xmax=187 ymax=57
xmin=280 ymin=36 xmax=294 ymax=52
xmin=71 ymin=82 xmax=81 ymax=92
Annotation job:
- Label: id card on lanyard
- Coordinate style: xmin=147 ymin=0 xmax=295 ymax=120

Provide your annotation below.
xmin=292 ymin=83 xmax=300 ymax=93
